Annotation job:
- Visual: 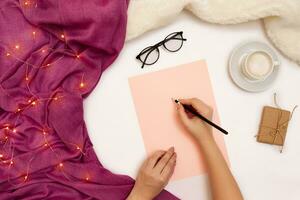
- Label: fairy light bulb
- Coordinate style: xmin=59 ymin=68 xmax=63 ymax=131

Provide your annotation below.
xmin=1 ymin=22 xmax=92 ymax=185
xmin=80 ymin=82 xmax=85 ymax=88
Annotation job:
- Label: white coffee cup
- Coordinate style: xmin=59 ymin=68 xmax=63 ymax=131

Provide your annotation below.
xmin=241 ymin=50 xmax=280 ymax=81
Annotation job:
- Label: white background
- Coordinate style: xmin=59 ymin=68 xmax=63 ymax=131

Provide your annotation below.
xmin=84 ymin=12 xmax=300 ymax=200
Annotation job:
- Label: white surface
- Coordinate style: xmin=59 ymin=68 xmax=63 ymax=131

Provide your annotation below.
xmin=84 ymin=12 xmax=300 ymax=200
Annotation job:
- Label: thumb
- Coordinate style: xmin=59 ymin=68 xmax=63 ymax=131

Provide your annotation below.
xmin=177 ymin=103 xmax=190 ymax=125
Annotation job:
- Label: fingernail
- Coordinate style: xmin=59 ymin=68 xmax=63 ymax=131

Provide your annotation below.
xmin=169 ymin=147 xmax=175 ymax=151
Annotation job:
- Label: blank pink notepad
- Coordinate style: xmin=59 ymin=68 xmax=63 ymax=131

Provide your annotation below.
xmin=129 ymin=60 xmax=228 ymax=180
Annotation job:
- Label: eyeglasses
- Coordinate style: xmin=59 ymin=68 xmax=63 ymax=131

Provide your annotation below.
xmin=136 ymin=31 xmax=187 ymax=68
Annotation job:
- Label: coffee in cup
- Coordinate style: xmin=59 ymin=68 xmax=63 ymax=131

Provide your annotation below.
xmin=241 ymin=51 xmax=279 ymax=81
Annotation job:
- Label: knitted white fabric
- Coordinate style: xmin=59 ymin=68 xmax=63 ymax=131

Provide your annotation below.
xmin=126 ymin=0 xmax=300 ymax=65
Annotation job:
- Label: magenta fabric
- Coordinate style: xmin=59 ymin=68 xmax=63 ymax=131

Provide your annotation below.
xmin=0 ymin=0 xmax=178 ymax=199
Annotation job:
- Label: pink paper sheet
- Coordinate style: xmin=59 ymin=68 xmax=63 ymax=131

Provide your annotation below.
xmin=129 ymin=60 xmax=228 ymax=180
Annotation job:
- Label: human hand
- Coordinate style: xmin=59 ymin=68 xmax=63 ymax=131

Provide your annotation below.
xmin=176 ymin=98 xmax=214 ymax=143
xmin=127 ymin=147 xmax=176 ymax=200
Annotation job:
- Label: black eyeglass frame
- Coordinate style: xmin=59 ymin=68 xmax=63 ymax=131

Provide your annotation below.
xmin=136 ymin=31 xmax=187 ymax=68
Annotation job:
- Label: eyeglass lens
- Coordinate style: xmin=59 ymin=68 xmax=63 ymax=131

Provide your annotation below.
xmin=139 ymin=47 xmax=160 ymax=65
xmin=164 ymin=32 xmax=184 ymax=52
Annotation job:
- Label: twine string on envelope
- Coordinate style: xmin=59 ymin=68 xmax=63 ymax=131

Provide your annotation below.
xmin=259 ymin=93 xmax=298 ymax=153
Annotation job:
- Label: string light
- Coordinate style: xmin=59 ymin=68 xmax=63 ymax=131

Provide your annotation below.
xmin=13 ymin=95 xmax=64 ymax=116
xmin=5 ymin=46 xmax=69 ymax=70
xmin=80 ymin=74 xmax=85 ymax=88
xmin=1 ymin=18 xmax=87 ymax=186
xmin=75 ymin=145 xmax=85 ymax=155
xmin=56 ymin=162 xmax=71 ymax=181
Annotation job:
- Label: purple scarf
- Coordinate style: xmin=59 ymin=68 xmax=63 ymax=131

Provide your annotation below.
xmin=0 ymin=0 xmax=178 ymax=199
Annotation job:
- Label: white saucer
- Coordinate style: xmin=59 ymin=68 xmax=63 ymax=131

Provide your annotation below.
xmin=228 ymin=41 xmax=280 ymax=92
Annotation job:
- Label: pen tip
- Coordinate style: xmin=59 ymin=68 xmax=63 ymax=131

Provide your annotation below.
xmin=171 ymin=98 xmax=180 ymax=104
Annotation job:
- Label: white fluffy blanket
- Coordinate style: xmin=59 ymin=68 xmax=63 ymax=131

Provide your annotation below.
xmin=126 ymin=0 xmax=300 ymax=65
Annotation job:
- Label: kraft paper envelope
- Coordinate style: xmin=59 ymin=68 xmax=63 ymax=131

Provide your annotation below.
xmin=129 ymin=60 xmax=228 ymax=180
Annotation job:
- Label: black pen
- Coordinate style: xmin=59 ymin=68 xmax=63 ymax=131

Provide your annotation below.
xmin=174 ymin=99 xmax=228 ymax=135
